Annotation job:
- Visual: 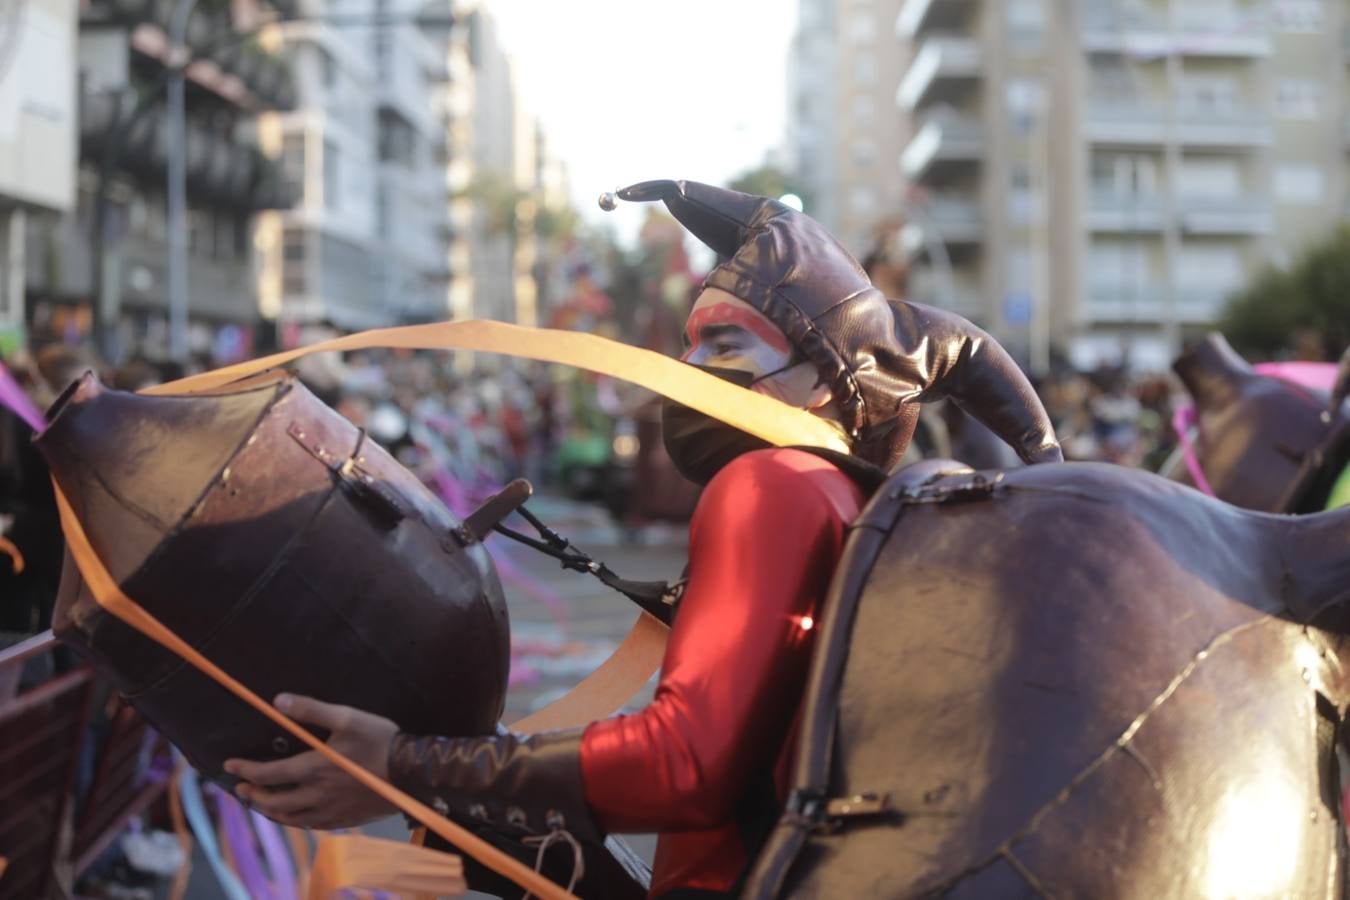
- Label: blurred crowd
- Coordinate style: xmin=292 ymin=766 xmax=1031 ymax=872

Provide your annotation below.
xmin=1 ymin=334 xmax=1192 ymax=625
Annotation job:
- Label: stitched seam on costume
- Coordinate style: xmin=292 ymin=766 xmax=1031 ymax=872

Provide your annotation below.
xmin=920 ymin=616 xmax=1267 ymax=895
xmin=1001 ymin=848 xmax=1052 ymax=899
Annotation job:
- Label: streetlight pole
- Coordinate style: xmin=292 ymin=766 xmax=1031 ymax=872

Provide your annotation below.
xmin=166 ymin=0 xmax=200 ymax=363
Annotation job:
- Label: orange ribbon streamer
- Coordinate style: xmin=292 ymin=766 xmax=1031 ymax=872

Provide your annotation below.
xmin=307 ymin=835 xmax=466 ymax=899
xmin=0 ymin=536 xmax=23 ymax=574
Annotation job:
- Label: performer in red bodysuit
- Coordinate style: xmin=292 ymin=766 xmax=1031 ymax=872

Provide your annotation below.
xmin=226 ymin=181 xmax=1062 ymax=899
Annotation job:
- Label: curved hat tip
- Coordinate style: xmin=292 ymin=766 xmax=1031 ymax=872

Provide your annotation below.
xmin=616 ymin=180 xmax=680 ymax=203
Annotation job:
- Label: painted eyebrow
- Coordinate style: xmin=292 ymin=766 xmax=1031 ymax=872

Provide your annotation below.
xmin=695 ymin=323 xmax=751 ymax=346
xmin=684 ymin=302 xmax=791 ymax=353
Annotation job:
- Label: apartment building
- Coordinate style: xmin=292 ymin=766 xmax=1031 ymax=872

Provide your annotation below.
xmin=0 ymin=0 xmax=78 ymax=355
xmin=789 ymin=0 xmax=839 ymax=235
xmin=254 ymin=0 xmax=453 ymax=336
xmin=23 ymin=0 xmax=294 ymax=361
xmin=795 ymin=0 xmax=1350 ymax=372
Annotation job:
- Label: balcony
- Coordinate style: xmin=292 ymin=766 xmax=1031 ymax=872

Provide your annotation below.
xmin=896 ymin=37 xmax=980 ymax=111
xmin=1084 ymin=105 xmax=1168 ymax=145
xmin=1176 ymin=109 xmax=1269 ymax=148
xmin=1174 ymin=287 xmax=1233 ymax=322
xmin=1083 ymin=284 xmax=1230 ymax=325
xmin=1083 ymin=284 xmax=1168 ymax=323
xmin=1086 ymin=191 xmax=1166 ymax=232
xmin=118 ymin=233 xmax=259 ymax=322
xmin=1177 ymin=196 xmax=1271 ymax=235
xmin=1084 ymin=105 xmax=1269 ymax=148
xmin=900 ymin=112 xmax=982 ymax=179
xmin=1081 ymin=5 xmax=1271 ymax=58
xmin=896 ymin=0 xmax=976 ymax=40
xmin=918 ymin=195 xmax=982 ymax=244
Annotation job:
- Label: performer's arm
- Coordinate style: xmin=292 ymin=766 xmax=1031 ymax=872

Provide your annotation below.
xmin=578 ymin=449 xmax=848 ymax=831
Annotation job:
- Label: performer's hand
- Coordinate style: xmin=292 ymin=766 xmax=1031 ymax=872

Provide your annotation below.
xmin=223 ymin=693 xmax=399 ymax=829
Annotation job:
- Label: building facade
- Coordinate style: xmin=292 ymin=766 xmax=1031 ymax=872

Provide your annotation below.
xmin=254 ymin=0 xmax=452 ymax=336
xmin=24 ymin=0 xmax=294 ymax=362
xmin=794 ymin=0 xmax=1350 ymax=372
xmin=0 ymin=0 xmax=79 ymax=355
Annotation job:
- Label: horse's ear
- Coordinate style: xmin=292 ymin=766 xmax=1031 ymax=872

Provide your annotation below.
xmin=1173 ymin=333 xmax=1254 ymax=413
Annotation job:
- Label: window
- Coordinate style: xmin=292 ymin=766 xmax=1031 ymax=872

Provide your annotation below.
xmin=853 ymin=139 xmax=876 ymax=167
xmin=1179 ymin=157 xmax=1241 ymax=198
xmin=1007 ymin=245 xmax=1032 ymax=292
xmin=850 ymin=187 xmax=876 ymax=214
xmin=852 ymin=94 xmax=875 ymax=123
xmin=1007 ymin=0 xmax=1045 ymax=46
xmin=853 ymin=53 xmax=876 ymax=85
xmin=848 ymin=11 xmax=875 ymax=43
xmin=1007 ymin=79 xmax=1045 ymax=135
xmin=1178 ymin=244 xmax=1243 ymax=291
xmin=282 ymin=133 xmax=306 ymax=206
xmin=1089 ymin=239 xmax=1152 ymax=291
xmin=1009 ymin=163 xmax=1040 ymax=221
xmin=1178 ymin=77 xmax=1238 ymax=114
xmin=323 ymin=139 xmax=340 ymax=212
xmin=282 ymin=229 xmax=307 ymax=294
xmin=1272 ymin=0 xmax=1323 ymax=32
xmin=1275 ymin=80 xmax=1322 ymax=120
xmin=319 ymin=47 xmax=337 ymax=90
xmin=1090 ymin=152 xmax=1158 ymax=197
xmin=1176 ymin=0 xmax=1235 ymax=31
xmin=376 ymin=184 xmax=391 ymax=237
xmin=1274 ymin=164 xmax=1323 ymax=204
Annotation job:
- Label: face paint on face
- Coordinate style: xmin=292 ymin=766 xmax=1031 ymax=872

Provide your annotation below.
xmin=682 ymin=300 xmax=792 ymax=372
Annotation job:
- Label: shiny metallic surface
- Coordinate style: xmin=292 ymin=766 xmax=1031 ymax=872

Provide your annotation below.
xmin=745 ymin=461 xmax=1350 ymax=898
xmin=597 ymin=191 xmax=617 ymax=211
xmin=35 ymin=373 xmax=510 ymax=779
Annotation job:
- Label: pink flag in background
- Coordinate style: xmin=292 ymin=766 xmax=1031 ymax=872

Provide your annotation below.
xmin=1254 ymin=361 xmax=1338 ymax=395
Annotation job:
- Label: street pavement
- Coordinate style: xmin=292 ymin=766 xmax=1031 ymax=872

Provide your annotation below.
xmin=179 ymin=493 xmax=687 ymax=898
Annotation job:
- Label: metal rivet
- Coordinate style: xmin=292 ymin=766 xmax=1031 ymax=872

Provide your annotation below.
xmin=468 ymin=803 xmax=488 ymax=820
xmin=271 ymin=736 xmax=289 ymax=754
xmin=432 ymin=797 xmax=450 ymax=816
xmin=506 ymin=806 xmax=527 ymax=827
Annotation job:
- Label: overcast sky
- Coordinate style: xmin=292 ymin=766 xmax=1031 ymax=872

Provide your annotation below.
xmin=484 ymin=0 xmax=798 ymax=243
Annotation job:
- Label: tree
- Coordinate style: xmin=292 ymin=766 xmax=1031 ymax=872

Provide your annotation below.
xmin=1222 ymin=225 xmax=1350 ymax=360
xmin=727 ymin=164 xmax=810 ymax=211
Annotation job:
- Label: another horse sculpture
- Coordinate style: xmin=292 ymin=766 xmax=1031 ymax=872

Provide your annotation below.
xmin=1163 ymin=333 xmax=1350 ymax=514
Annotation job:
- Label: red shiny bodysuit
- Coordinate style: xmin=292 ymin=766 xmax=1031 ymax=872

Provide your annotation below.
xmin=580 ymin=448 xmax=864 ymax=897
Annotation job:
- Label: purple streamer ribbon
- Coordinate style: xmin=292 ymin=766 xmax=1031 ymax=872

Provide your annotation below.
xmin=0 ymin=360 xmax=44 ymax=432
xmin=213 ymin=787 xmax=280 ymax=900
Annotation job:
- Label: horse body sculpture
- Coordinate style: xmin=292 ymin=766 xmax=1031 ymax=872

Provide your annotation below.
xmin=1165 ymin=334 xmax=1349 ymax=514
xmin=35 ymin=374 xmax=510 ymax=780
xmin=747 ymin=460 xmax=1350 ymax=898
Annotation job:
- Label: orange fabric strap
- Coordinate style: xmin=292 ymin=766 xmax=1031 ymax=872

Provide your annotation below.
xmin=307 ymin=835 xmax=466 ymax=899
xmin=0 ymin=536 xmax=23 ymax=574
